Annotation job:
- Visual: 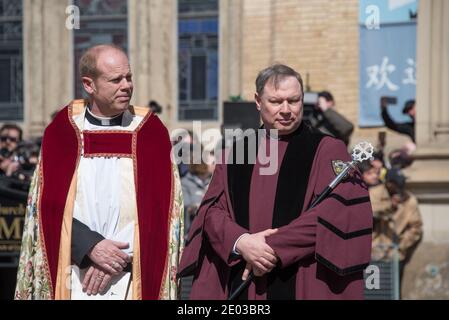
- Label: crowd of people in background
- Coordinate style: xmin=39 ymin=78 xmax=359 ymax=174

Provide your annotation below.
xmin=358 ymin=125 xmax=423 ymax=296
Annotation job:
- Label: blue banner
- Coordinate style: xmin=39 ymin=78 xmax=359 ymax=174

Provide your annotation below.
xmin=359 ymin=0 xmax=417 ymax=127
xmin=359 ymin=0 xmax=418 ymax=24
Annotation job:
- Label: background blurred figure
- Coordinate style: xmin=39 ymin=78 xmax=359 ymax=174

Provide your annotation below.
xmin=371 ymin=152 xmax=387 ymax=183
xmin=359 ymin=160 xmax=381 ymax=187
xmin=381 ymin=98 xmax=416 ymax=143
xmin=172 ymin=129 xmax=197 ymax=178
xmin=385 ymin=169 xmax=423 ymax=274
xmin=388 ymin=141 xmax=416 ymax=170
xmin=179 ymin=145 xmax=214 ymax=300
xmin=148 ymin=100 xmax=163 ymax=114
xmin=0 ymin=124 xmax=22 ymax=153
xmin=310 ymin=91 xmax=354 ymax=145
xmin=10 ymin=141 xmax=40 ymax=183
xmin=181 ymin=159 xmax=213 ymax=236
xmin=369 ymin=168 xmax=423 ymax=297
xmin=0 ymin=124 xmax=23 ymax=177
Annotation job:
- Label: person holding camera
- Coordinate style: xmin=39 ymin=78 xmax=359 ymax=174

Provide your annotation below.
xmin=10 ymin=141 xmax=41 ymax=183
xmin=381 ymin=98 xmax=415 ymax=142
xmin=312 ymin=91 xmax=354 ymax=146
xmin=0 ymin=124 xmax=22 ymax=176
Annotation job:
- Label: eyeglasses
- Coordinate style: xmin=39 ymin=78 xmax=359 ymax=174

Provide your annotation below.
xmin=0 ymin=136 xmax=19 ymax=143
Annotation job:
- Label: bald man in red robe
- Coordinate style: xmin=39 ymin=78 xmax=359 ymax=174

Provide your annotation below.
xmin=178 ymin=64 xmax=373 ymax=300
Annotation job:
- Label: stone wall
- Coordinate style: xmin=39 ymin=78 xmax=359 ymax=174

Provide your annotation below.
xmin=401 ymin=0 xmax=449 ymax=299
xmin=128 ymin=0 xmax=177 ymax=126
xmin=220 ymin=0 xmax=360 ymax=129
xmin=403 ymin=242 xmax=449 ymax=299
xmin=23 ymin=0 xmax=73 ymax=138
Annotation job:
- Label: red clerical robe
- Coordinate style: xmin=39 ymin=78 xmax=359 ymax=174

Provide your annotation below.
xmin=15 ymin=100 xmax=183 ymax=300
xmin=178 ymin=123 xmax=373 ymax=299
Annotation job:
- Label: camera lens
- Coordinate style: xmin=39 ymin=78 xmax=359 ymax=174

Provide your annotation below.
xmin=0 ymin=147 xmax=11 ymax=158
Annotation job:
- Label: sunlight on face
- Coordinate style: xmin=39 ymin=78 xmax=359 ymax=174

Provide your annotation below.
xmin=255 ymin=76 xmax=303 ymax=135
xmin=89 ymin=49 xmax=134 ymax=117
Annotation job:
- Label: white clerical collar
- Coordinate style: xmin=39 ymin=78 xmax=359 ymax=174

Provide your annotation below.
xmin=86 ymin=106 xmax=124 ymax=127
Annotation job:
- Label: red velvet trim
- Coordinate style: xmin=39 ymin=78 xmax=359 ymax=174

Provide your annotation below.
xmin=39 ymin=105 xmax=172 ymax=299
xmin=83 ymin=131 xmax=133 ymax=158
xmin=135 ymin=115 xmax=172 ymax=299
xmin=40 ymin=106 xmax=80 ymax=293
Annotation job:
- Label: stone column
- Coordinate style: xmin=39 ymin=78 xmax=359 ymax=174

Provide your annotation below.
xmin=219 ymin=0 xmax=243 ymax=119
xmin=401 ymin=0 xmax=449 ymax=300
xmin=240 ymin=0 xmax=275 ymax=99
xmin=23 ymin=0 xmax=73 ymax=138
xmin=407 ymin=0 xmax=449 ymax=195
xmin=416 ymin=0 xmax=449 ymax=146
xmin=128 ymin=0 xmax=177 ymax=128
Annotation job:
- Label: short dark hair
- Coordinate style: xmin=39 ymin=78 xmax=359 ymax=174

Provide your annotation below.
xmin=318 ymin=91 xmax=334 ymax=102
xmin=0 ymin=123 xmax=22 ymax=141
xmin=389 ymin=149 xmax=414 ymax=169
xmin=385 ymin=168 xmax=406 ymax=195
xmin=402 ymin=99 xmax=415 ymax=114
xmin=255 ymin=64 xmax=304 ymax=98
xmin=148 ymin=100 xmax=162 ymax=114
xmin=358 ymin=160 xmax=374 ymax=173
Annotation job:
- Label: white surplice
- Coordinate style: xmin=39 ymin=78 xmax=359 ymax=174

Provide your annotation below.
xmin=70 ymin=108 xmax=143 ymax=300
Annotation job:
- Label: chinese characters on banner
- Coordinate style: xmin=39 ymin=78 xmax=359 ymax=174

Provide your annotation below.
xmin=359 ymin=0 xmax=417 ymax=127
xmin=366 ymin=56 xmax=416 ymax=91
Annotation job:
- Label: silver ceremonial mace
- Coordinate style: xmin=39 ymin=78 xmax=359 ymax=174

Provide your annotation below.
xmin=228 ymin=141 xmax=374 ymax=300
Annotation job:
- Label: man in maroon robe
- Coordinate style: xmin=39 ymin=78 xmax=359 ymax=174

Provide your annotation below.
xmin=178 ymin=64 xmax=373 ymax=300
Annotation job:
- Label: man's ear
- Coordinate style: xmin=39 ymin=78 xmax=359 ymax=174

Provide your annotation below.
xmin=255 ymin=93 xmax=262 ymax=111
xmin=82 ymin=76 xmax=96 ymax=94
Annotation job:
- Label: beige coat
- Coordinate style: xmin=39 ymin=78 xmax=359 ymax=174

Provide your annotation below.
xmin=369 ymin=184 xmax=423 ymax=261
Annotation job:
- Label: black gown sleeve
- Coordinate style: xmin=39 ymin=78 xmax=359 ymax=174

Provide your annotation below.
xmin=71 ymin=218 xmax=105 ymax=268
xmin=381 ymin=108 xmax=415 ymax=141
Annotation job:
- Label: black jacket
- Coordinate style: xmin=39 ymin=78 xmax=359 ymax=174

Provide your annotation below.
xmin=381 ymin=108 xmax=415 ymax=142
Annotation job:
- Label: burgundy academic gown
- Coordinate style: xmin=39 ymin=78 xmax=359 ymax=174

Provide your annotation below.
xmin=178 ymin=125 xmax=373 ymax=300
